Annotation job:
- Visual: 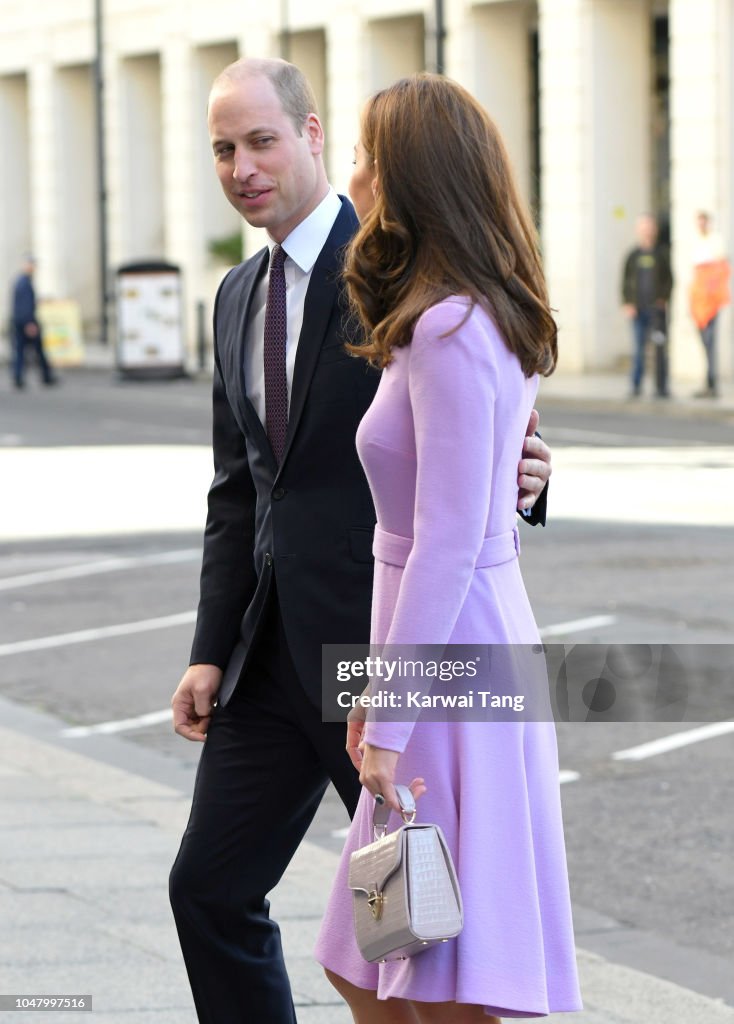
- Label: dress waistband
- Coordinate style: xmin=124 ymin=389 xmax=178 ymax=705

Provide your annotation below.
xmin=372 ymin=524 xmax=521 ymax=568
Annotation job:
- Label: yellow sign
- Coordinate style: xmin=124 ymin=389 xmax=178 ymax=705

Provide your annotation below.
xmin=37 ymin=299 xmax=85 ymax=366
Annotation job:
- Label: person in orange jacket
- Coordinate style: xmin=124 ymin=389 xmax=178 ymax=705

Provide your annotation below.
xmin=689 ymin=211 xmax=730 ymax=398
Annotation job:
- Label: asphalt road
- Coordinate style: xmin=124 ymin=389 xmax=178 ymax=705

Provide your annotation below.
xmin=1 ymin=369 xmax=732 ymax=1005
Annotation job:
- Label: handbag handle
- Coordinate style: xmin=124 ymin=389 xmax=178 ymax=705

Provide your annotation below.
xmin=372 ymin=784 xmax=416 ymax=840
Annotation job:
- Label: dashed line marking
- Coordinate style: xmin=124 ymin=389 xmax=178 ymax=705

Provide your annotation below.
xmin=539 ymin=614 xmax=617 ymax=637
xmin=612 ymin=720 xmax=734 ymax=761
xmin=0 ymin=611 xmax=197 ymax=657
xmin=61 ymin=709 xmax=173 ymax=738
xmin=0 ymin=549 xmax=200 ymax=592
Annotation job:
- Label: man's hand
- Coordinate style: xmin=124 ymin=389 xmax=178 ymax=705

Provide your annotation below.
xmin=171 ymin=663 xmax=222 ymax=742
xmin=517 ymin=409 xmax=552 ymax=514
xmin=346 ymin=702 xmax=367 ymax=772
xmin=622 ymin=303 xmax=636 ymax=319
xmin=23 ymin=323 xmax=39 ymax=338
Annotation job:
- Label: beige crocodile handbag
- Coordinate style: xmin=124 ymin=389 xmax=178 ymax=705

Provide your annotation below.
xmin=348 ymin=784 xmax=463 ymax=963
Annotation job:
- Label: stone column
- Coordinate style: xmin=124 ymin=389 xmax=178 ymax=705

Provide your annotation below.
xmin=161 ymin=34 xmax=198 ymax=362
xmin=539 ymin=0 xmax=651 ymax=374
xmin=669 ymin=0 xmax=732 ymax=384
xmin=27 ymin=57 xmax=64 ymax=299
xmin=326 ymin=7 xmax=364 ymax=196
xmin=459 ymin=0 xmax=534 ymax=205
xmin=0 ymin=74 xmax=31 ymax=295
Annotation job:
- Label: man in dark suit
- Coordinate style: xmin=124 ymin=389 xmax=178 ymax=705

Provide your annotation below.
xmin=169 ymin=57 xmax=551 ymax=1024
xmin=10 ymin=256 xmax=56 ymax=389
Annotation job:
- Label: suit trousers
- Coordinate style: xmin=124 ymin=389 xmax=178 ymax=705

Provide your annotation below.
xmin=12 ymin=323 xmax=54 ymax=386
xmin=169 ymin=587 xmax=362 ymax=1023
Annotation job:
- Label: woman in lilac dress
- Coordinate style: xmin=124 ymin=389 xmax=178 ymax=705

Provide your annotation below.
xmin=315 ymin=75 xmax=582 ymax=1022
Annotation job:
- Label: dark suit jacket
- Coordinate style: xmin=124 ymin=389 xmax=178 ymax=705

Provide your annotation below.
xmin=190 ymin=195 xmax=547 ymax=707
xmin=190 ymin=196 xmax=380 ymax=705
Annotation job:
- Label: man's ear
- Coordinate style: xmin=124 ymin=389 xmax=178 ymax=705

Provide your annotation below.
xmin=305 ymin=113 xmax=325 ymax=155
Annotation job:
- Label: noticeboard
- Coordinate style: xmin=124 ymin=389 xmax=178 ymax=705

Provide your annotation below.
xmin=37 ymin=299 xmax=85 ymax=366
xmin=116 ymin=262 xmax=185 ymax=375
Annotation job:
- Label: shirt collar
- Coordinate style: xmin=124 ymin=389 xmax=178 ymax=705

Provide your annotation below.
xmin=267 ymin=188 xmax=342 ymax=273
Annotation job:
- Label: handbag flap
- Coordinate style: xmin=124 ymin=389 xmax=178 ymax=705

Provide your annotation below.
xmin=348 ymin=828 xmax=406 ymax=895
xmin=405 ymin=825 xmax=463 ymax=935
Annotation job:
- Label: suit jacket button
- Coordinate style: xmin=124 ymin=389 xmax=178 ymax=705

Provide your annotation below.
xmin=272 ymin=487 xmax=285 ymax=500
xmin=264 ymin=552 xmax=273 ymax=567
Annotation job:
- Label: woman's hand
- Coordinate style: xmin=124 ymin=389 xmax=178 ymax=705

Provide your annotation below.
xmin=359 ymin=741 xmax=426 ymax=812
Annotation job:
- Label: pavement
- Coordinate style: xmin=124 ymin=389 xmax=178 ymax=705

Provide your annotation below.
xmin=35 ymin=341 xmax=734 ymax=417
xmin=538 ymin=366 xmax=734 ymax=419
xmin=2 ymin=693 xmax=734 ymax=1024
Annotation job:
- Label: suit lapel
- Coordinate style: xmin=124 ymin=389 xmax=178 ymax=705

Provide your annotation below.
xmin=279 ymin=198 xmax=358 ymax=472
xmin=229 ymin=248 xmax=278 ymax=474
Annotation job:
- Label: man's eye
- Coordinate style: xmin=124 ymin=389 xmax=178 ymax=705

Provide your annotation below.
xmin=254 ymin=136 xmax=274 ymax=146
xmin=215 ymin=146 xmax=233 ymax=157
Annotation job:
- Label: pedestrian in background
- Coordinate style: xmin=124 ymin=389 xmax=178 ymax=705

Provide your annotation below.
xmin=621 ymin=214 xmax=673 ymax=398
xmin=689 ymin=211 xmax=730 ymax=398
xmin=10 ymin=256 xmax=56 ymax=389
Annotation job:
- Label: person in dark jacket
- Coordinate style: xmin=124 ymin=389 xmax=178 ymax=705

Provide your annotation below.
xmin=621 ymin=214 xmax=673 ymax=397
xmin=10 ymin=256 xmax=56 ymax=389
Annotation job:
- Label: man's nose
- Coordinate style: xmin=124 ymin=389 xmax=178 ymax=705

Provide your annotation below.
xmin=233 ymin=148 xmax=256 ymax=181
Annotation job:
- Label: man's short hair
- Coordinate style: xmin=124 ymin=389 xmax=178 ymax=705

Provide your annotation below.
xmin=212 ymin=57 xmax=319 ymax=134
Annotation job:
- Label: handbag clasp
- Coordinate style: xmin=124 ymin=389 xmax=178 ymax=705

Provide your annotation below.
xmin=367 ymin=889 xmax=385 ymax=921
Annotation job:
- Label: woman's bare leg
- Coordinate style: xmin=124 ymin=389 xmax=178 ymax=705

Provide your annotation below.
xmin=412 ymin=1000 xmax=501 ymax=1024
xmin=324 ymin=969 xmax=419 ymax=1024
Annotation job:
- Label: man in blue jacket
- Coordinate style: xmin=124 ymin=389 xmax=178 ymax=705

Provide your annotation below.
xmin=11 ymin=256 xmax=56 ymax=388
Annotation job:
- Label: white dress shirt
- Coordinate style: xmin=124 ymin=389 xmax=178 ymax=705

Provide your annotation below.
xmin=244 ymin=188 xmax=343 ymax=425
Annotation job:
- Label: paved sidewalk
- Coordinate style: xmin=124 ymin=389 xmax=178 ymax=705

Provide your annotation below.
xmin=1 ymin=704 xmax=734 ymax=1023
xmin=40 ymin=341 xmax=734 ymax=417
xmin=538 ymin=368 xmax=734 ymax=416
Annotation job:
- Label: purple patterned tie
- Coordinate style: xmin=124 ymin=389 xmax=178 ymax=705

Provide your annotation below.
xmin=263 ymin=244 xmax=288 ymax=463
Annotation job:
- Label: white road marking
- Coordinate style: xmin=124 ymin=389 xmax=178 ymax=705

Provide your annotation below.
xmin=61 ymin=709 xmax=173 ymax=738
xmin=0 ymin=445 xmax=211 ymax=540
xmin=0 ymin=610 xmax=197 ymax=658
xmin=612 ymin=720 xmax=734 ymax=761
xmin=0 ymin=549 xmax=200 ymax=592
xmin=550 ymin=445 xmax=734 ymax=525
xmin=2 ymin=444 xmax=732 ymax=540
xmin=539 ymin=614 xmax=617 ymax=637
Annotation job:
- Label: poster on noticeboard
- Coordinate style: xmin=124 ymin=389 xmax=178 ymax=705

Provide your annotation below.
xmin=37 ymin=299 xmax=85 ymax=367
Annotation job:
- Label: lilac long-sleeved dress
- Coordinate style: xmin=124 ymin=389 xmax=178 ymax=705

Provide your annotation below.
xmin=314 ymin=297 xmax=582 ymax=1017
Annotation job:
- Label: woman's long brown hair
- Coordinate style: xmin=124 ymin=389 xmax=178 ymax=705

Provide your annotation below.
xmin=345 ymin=74 xmax=557 ymax=376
